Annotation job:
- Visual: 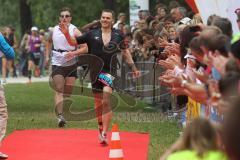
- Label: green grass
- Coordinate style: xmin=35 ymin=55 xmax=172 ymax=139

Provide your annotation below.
xmin=4 ymin=82 xmax=180 ymax=160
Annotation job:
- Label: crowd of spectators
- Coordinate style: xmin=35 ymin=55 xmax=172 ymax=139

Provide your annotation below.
xmin=1 ymin=1 xmax=240 ymax=159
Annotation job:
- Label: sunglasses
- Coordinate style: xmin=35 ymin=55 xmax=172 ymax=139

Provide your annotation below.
xmin=60 ymin=15 xmax=71 ymax=18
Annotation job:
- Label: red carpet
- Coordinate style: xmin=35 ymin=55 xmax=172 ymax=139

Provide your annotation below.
xmin=1 ymin=129 xmax=149 ymax=160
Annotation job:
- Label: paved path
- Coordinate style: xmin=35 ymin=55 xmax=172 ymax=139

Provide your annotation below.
xmin=2 ymin=76 xmax=49 ymax=84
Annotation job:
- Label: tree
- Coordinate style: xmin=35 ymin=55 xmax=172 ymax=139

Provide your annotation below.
xmin=0 ymin=0 xmax=19 ymax=32
xmin=19 ymin=0 xmax=32 ymax=35
xmin=0 ymin=0 xmax=130 ymax=36
xmin=102 ymin=0 xmax=116 ymax=10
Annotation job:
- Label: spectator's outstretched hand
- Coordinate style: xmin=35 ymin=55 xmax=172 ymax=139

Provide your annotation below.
xmin=133 ymin=69 xmax=141 ymax=78
xmin=171 ymin=87 xmax=185 ymax=95
xmin=168 ymin=55 xmax=182 ymax=68
xmin=158 ymin=59 xmax=175 ymax=70
xmin=159 ymin=73 xmax=182 ymax=88
xmin=164 ymin=43 xmax=180 ymax=56
xmin=158 ymin=37 xmax=170 ymax=48
xmin=208 ymin=79 xmax=221 ymax=106
xmin=192 ymin=69 xmax=209 ymax=83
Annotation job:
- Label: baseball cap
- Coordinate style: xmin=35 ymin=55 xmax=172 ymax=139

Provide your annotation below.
xmin=184 ymin=53 xmax=196 ymax=59
xmin=179 ymin=17 xmax=192 ymax=25
xmin=118 ymin=13 xmax=126 ymax=19
xmin=31 ymin=26 xmax=38 ymax=31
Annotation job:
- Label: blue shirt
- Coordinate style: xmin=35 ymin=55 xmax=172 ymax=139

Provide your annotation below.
xmin=167 ymin=150 xmax=228 ymax=160
xmin=211 ymin=67 xmax=221 ymax=81
xmin=0 ymin=33 xmax=15 ymax=59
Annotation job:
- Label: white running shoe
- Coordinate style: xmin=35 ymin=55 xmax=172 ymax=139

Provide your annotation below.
xmin=57 ymin=114 xmax=66 ymax=128
xmin=0 ymin=152 xmax=8 ymax=159
xmin=99 ymin=131 xmax=107 ymax=145
xmin=0 ymin=80 xmax=6 ymax=85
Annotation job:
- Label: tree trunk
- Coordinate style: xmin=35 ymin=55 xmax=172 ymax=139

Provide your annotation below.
xmin=19 ymin=0 xmax=32 ymax=36
xmin=102 ymin=0 xmax=116 ymax=11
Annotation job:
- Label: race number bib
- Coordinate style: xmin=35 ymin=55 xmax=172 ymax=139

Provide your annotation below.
xmin=98 ymin=72 xmax=115 ymax=87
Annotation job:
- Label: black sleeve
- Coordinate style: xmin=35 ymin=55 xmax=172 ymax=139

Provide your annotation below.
xmin=76 ymin=31 xmax=89 ymax=44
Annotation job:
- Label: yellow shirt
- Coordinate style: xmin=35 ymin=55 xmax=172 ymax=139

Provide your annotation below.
xmin=167 ymin=150 xmax=228 ymax=160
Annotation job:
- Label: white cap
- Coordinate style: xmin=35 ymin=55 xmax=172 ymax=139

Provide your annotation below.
xmin=48 ymin=27 xmax=53 ymax=32
xmin=184 ymin=53 xmax=196 ymax=60
xmin=179 ymin=17 xmax=192 ymax=25
xmin=31 ymin=26 xmax=38 ymax=31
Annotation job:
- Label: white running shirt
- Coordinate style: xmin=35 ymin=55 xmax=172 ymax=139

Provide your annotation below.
xmin=52 ymin=24 xmax=77 ymax=66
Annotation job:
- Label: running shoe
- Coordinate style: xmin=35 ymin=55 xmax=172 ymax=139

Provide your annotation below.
xmin=99 ymin=131 xmax=107 ymax=145
xmin=0 ymin=80 xmax=6 ymax=85
xmin=0 ymin=152 xmax=8 ymax=159
xmin=57 ymin=114 xmax=66 ymax=128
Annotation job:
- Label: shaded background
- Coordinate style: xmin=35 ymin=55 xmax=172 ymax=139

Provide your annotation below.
xmin=0 ymin=0 xmax=189 ymax=37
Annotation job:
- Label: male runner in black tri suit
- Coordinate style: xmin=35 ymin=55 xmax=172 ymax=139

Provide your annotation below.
xmin=60 ymin=9 xmax=139 ymax=145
